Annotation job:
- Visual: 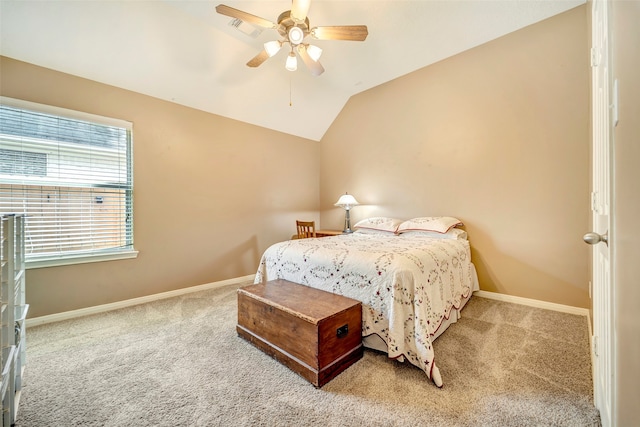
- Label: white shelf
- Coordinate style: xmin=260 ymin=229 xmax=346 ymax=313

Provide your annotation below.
xmin=1 ymin=215 xmax=26 ymax=427
xmin=0 ymin=346 xmax=15 ymax=399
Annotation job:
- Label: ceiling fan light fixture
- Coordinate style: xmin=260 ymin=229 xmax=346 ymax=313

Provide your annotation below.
xmin=215 ymin=3 xmax=368 ymax=75
xmin=307 ymin=44 xmax=322 ymax=62
xmin=285 ymin=52 xmax=298 ymax=71
xmin=264 ymin=40 xmax=282 ymax=57
xmin=288 ymin=26 xmax=304 ymax=45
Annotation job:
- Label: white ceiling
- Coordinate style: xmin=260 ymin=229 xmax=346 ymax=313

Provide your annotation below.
xmin=0 ymin=0 xmax=584 ymax=141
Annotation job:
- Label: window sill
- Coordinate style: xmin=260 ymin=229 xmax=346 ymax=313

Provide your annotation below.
xmin=26 ymin=250 xmax=139 ymax=269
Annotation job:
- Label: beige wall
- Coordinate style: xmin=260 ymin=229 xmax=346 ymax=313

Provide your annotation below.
xmin=611 ymin=1 xmax=640 ymax=424
xmin=320 ymin=6 xmax=591 ymax=307
xmin=0 ymin=56 xmax=320 ymax=317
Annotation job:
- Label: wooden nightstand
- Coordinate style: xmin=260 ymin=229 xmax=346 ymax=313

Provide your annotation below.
xmin=291 ymin=229 xmax=343 ymax=240
xmin=315 ymin=230 xmax=343 ymax=237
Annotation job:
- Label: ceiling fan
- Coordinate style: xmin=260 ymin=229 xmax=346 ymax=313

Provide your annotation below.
xmin=216 ymin=0 xmax=368 ymax=76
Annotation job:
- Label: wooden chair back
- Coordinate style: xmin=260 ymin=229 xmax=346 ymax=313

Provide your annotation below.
xmin=296 ymin=220 xmax=316 ymax=239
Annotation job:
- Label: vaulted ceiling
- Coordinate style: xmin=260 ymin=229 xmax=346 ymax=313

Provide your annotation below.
xmin=0 ymin=1 xmax=584 ymax=141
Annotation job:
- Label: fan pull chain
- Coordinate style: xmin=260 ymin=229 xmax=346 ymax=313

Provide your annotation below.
xmin=289 ymin=75 xmax=293 ymax=107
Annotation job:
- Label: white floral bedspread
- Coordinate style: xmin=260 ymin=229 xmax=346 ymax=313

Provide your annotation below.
xmin=254 ymin=232 xmax=474 ymax=385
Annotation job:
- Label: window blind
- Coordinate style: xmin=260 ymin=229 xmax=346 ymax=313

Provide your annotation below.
xmin=0 ymin=97 xmax=134 ymax=265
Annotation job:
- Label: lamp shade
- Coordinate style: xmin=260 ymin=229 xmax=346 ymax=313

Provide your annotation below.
xmin=291 ymin=0 xmax=311 ymax=22
xmin=307 ymin=45 xmax=322 ymax=62
xmin=334 ymin=193 xmax=359 ymax=209
xmin=285 ymin=52 xmax=298 ymax=71
xmin=264 ymin=40 xmax=282 ymax=57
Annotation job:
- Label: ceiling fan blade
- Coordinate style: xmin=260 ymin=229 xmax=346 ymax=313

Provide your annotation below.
xmin=246 ymin=50 xmax=270 ymax=68
xmin=215 ymin=4 xmax=277 ymax=29
xmin=298 ymin=45 xmax=325 ymax=76
xmin=290 ymin=0 xmax=311 ymax=23
xmin=310 ymin=25 xmax=368 ymax=41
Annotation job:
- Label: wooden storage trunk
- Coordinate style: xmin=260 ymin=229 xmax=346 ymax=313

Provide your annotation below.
xmin=237 ymin=279 xmax=363 ymax=387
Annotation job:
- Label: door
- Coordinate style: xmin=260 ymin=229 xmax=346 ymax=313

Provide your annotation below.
xmin=585 ymin=0 xmax=614 ymax=426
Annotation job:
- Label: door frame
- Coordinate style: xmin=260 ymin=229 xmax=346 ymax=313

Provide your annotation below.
xmin=589 ymin=0 xmax=615 ymax=425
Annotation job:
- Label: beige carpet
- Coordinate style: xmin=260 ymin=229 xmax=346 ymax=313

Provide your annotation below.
xmin=16 ymin=282 xmax=600 ymax=426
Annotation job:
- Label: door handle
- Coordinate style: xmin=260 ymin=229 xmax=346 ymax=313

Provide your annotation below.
xmin=583 ymin=231 xmax=608 ymax=246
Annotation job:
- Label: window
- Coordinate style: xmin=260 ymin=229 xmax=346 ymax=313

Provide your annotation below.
xmin=0 ymin=97 xmax=136 ymax=268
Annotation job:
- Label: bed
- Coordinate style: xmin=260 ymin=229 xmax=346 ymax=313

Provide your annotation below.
xmin=254 ymin=216 xmax=480 ymax=387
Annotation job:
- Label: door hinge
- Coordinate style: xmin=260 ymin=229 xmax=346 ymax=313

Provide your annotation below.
xmin=591 ymin=47 xmax=599 ymax=67
xmin=593 ymin=335 xmax=598 ymax=357
xmin=591 ymin=191 xmax=598 ymax=211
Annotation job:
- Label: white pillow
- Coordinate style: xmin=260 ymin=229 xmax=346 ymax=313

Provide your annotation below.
xmin=354 ymin=217 xmax=403 ymax=234
xmin=399 ymin=228 xmax=468 ymax=240
xmin=397 ymin=217 xmax=463 ymax=234
xmin=354 ymin=227 xmax=394 ymax=235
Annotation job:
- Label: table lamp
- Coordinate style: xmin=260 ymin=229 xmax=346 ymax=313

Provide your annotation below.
xmin=334 ymin=193 xmax=359 ymax=233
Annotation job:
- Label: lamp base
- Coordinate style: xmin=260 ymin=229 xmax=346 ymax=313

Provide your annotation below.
xmin=342 ymin=209 xmax=354 ymax=234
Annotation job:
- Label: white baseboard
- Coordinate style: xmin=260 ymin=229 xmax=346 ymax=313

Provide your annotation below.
xmin=28 ymin=280 xmax=589 ymax=327
xmin=473 ymin=290 xmax=590 ymax=316
xmin=26 ymin=274 xmax=255 ymax=328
